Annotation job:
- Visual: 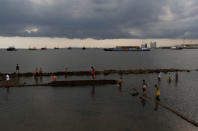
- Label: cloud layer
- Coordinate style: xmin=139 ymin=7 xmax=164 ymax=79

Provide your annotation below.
xmin=0 ymin=0 xmax=198 ymax=38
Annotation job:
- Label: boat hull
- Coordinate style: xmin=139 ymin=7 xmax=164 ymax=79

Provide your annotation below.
xmin=104 ymin=49 xmax=150 ymax=51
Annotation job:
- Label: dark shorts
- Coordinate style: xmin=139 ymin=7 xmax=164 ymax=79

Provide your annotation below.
xmin=143 ymin=88 xmax=146 ymax=92
xmin=156 ymin=96 xmax=160 ymax=101
xmin=176 ymin=75 xmax=178 ymax=79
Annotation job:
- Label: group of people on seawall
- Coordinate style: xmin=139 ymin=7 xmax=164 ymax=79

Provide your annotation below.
xmin=4 ymin=64 xmax=182 ymax=91
xmin=4 ymin=65 xmax=99 ymax=81
xmin=142 ymin=71 xmax=179 ymax=101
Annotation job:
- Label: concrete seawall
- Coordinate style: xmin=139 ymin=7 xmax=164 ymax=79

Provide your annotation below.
xmin=0 ymin=68 xmax=191 ymax=78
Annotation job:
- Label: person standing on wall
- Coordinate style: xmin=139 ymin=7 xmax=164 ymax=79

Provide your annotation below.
xmin=16 ymin=64 xmax=19 ymax=74
xmin=91 ymin=66 xmax=95 ymax=80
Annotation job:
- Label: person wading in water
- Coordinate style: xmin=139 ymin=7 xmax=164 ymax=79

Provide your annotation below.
xmin=142 ymin=80 xmax=147 ymax=95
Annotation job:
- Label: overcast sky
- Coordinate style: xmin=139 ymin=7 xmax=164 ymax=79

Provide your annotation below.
xmin=0 ymin=0 xmax=198 ymax=39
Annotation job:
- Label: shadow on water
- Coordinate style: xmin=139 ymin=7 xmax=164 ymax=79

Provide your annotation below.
xmin=154 ymin=101 xmax=159 ymax=111
xmin=141 ymin=97 xmax=146 ymax=108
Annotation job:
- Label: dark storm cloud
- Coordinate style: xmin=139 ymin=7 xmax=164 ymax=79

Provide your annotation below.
xmin=0 ymin=0 xmax=198 ymax=38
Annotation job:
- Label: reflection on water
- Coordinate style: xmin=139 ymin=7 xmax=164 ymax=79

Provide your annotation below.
xmin=34 ymin=76 xmax=38 ymax=84
xmin=91 ymin=86 xmax=95 ymax=97
xmin=118 ymin=86 xmax=122 ymax=93
xmin=6 ymin=87 xmax=10 ymax=95
xmin=154 ymin=102 xmax=159 ymax=111
xmin=141 ymin=98 xmax=146 ymax=108
xmin=175 ymin=79 xmax=178 ymax=86
xmin=64 ymin=74 xmax=67 ymax=79
xmin=40 ymin=76 xmax=43 ymax=83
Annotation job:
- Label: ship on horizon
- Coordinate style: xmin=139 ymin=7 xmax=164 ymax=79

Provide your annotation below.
xmin=28 ymin=46 xmax=37 ymax=50
xmin=104 ymin=46 xmax=150 ymax=51
xmin=7 ymin=46 xmax=17 ymax=51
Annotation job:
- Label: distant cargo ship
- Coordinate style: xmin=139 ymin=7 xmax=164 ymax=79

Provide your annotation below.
xmin=104 ymin=46 xmax=150 ymax=51
xmin=7 ymin=46 xmax=16 ymax=51
xmin=54 ymin=47 xmax=59 ymax=50
xmin=41 ymin=47 xmax=47 ymax=50
xmin=68 ymin=47 xmax=72 ymax=50
xmin=82 ymin=47 xmax=86 ymax=50
xmin=171 ymin=46 xmax=183 ymax=50
xmin=28 ymin=47 xmax=37 ymax=50
xmin=181 ymin=44 xmax=198 ymax=49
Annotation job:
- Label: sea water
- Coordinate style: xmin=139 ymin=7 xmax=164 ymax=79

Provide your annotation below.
xmin=0 ymin=48 xmax=198 ymax=131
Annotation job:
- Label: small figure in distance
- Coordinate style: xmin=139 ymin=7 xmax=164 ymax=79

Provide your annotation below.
xmin=16 ymin=64 xmax=19 ymax=74
xmin=168 ymin=72 xmax=172 ymax=83
xmin=6 ymin=74 xmax=10 ymax=81
xmin=53 ymin=75 xmax=57 ymax=81
xmin=34 ymin=68 xmax=38 ymax=76
xmin=155 ymin=84 xmax=160 ymax=101
xmin=154 ymin=84 xmax=160 ymax=111
xmin=117 ymin=77 xmax=123 ymax=87
xmin=158 ymin=72 xmax=161 ymax=81
xmin=142 ymin=80 xmax=147 ymax=95
xmin=6 ymin=74 xmax=10 ymax=87
xmin=91 ymin=66 xmax=95 ymax=80
xmin=175 ymin=71 xmax=179 ymax=81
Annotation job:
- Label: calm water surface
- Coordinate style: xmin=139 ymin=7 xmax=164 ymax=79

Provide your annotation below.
xmin=0 ymin=48 xmax=198 ymax=72
xmin=0 ymin=49 xmax=198 ymax=131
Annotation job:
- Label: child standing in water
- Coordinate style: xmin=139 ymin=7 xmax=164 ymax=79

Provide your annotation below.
xmin=142 ymin=80 xmax=147 ymax=95
xmin=158 ymin=72 xmax=161 ymax=81
xmin=175 ymin=71 xmax=179 ymax=80
xmin=34 ymin=68 xmax=38 ymax=76
xmin=117 ymin=77 xmax=123 ymax=87
xmin=155 ymin=84 xmax=160 ymax=101
xmin=168 ymin=72 xmax=172 ymax=82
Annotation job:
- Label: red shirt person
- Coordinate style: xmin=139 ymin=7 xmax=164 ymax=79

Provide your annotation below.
xmin=91 ymin=66 xmax=95 ymax=80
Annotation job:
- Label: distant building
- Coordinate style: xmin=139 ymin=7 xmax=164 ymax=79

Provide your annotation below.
xmin=150 ymin=42 xmax=157 ymax=48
